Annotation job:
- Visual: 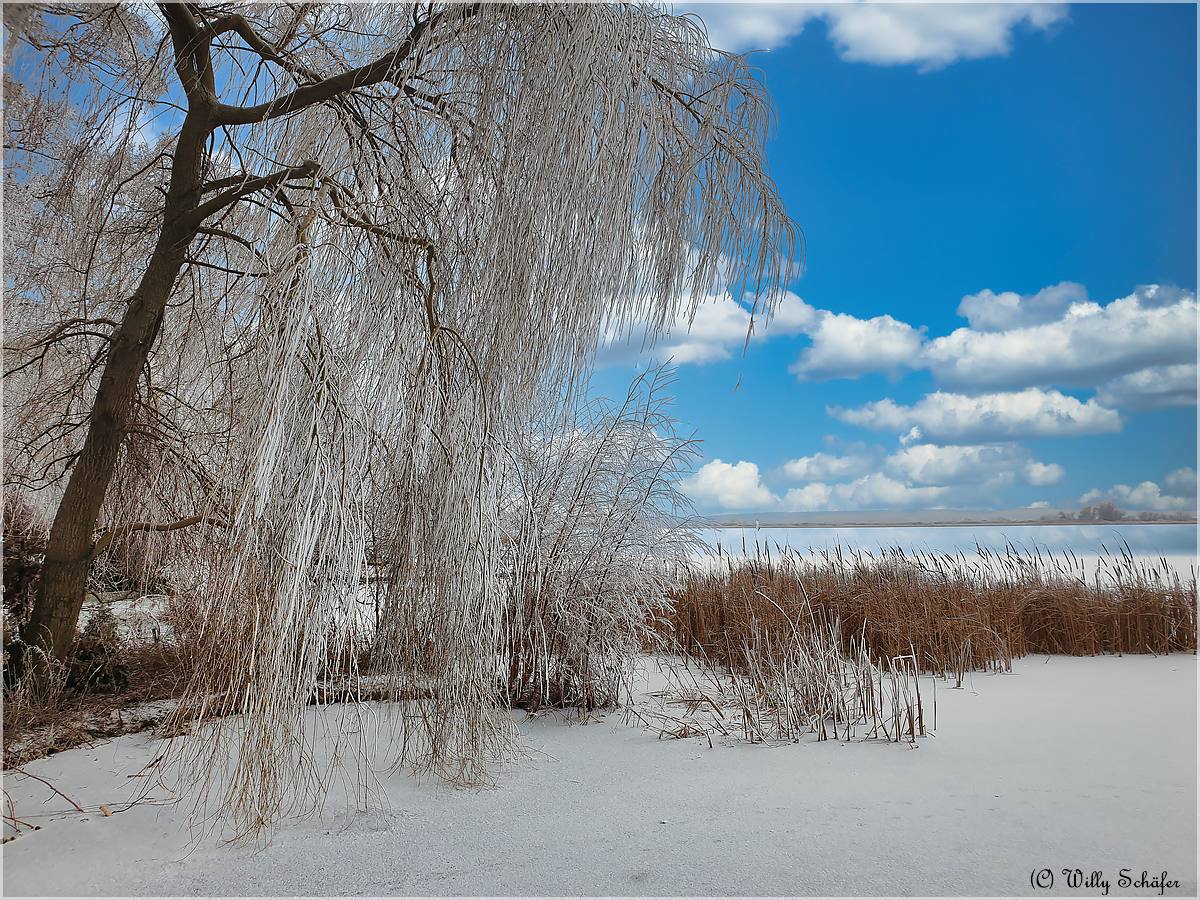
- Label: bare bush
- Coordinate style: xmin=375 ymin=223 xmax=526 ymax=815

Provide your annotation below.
xmin=3 ymin=492 xmax=50 ymax=637
xmin=501 ymin=365 xmax=702 ymax=712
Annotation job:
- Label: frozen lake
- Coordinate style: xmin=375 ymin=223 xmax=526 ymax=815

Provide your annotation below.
xmin=700 ymin=523 xmax=1198 ymax=579
xmin=3 ymin=655 xmax=1194 ymax=896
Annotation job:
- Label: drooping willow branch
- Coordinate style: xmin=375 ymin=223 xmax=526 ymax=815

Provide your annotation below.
xmin=4 ymin=2 xmax=799 ymax=835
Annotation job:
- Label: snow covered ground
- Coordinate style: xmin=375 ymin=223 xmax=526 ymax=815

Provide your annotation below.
xmin=3 ymin=654 xmax=1195 ymax=897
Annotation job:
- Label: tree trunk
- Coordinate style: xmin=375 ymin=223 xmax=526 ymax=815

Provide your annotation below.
xmin=17 ymin=111 xmax=212 ymax=678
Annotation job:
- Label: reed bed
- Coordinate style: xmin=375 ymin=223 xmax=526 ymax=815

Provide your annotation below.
xmin=658 ymin=543 xmax=1197 ymax=684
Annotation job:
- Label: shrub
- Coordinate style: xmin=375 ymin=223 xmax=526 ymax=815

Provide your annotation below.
xmin=65 ymin=605 xmax=129 ymax=693
xmin=500 ymin=366 xmax=702 ymax=712
xmin=2 ymin=492 xmax=49 ymax=632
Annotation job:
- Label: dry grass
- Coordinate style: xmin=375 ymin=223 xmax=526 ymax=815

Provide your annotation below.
xmin=3 ymin=641 xmax=188 ymax=768
xmin=658 ymin=544 xmax=1197 ymax=684
xmin=636 ymin=627 xmax=929 ymax=747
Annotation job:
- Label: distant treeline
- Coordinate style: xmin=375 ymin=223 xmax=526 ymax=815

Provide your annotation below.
xmin=1052 ymin=502 xmax=1193 ymax=523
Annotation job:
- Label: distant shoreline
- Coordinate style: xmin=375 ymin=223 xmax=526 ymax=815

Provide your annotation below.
xmin=705 ymin=519 xmax=1198 ymax=529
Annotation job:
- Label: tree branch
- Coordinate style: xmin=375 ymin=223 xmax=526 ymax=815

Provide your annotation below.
xmin=212 ymin=4 xmax=480 ymax=126
xmin=188 ymin=160 xmax=320 ymax=223
xmin=91 ymin=515 xmax=230 ymax=561
xmin=201 ymin=12 xmax=318 ymax=82
xmin=322 ymin=179 xmax=432 ymax=248
xmin=158 ymin=2 xmax=215 ymax=103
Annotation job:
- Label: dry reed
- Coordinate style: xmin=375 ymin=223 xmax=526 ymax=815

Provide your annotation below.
xmin=659 ymin=543 xmax=1197 ymax=682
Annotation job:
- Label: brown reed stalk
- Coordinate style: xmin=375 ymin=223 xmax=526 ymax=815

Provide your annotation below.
xmin=657 ymin=543 xmax=1197 ymax=678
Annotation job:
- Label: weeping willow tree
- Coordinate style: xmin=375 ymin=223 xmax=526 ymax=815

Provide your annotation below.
xmin=4 ymin=2 xmax=797 ymax=831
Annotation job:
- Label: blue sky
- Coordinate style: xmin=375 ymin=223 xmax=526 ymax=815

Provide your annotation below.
xmin=595 ymin=2 xmax=1198 ymax=514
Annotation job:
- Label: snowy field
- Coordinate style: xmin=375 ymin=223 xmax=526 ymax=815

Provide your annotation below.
xmin=2 ymin=654 xmax=1195 ymax=897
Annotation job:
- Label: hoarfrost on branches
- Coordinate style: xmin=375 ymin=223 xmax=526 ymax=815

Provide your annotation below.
xmin=3 ymin=2 xmax=797 ymax=834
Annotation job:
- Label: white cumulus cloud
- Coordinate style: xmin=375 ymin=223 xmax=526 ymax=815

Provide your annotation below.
xmin=830 ymin=388 xmax=1122 ymax=443
xmin=779 ymin=284 xmax=1196 ymax=404
xmin=821 ymin=2 xmax=1066 ymax=69
xmin=923 ymin=284 xmax=1197 ymax=390
xmin=598 ymin=292 xmax=751 ymax=366
xmin=780 ymin=481 xmax=834 ymax=511
xmin=759 ymin=291 xmax=823 ymax=336
xmin=790 ymin=310 xmax=925 ymax=381
xmin=681 ymin=459 xmax=777 ymax=510
xmin=781 ymin=472 xmax=950 ymax=511
xmin=956 ymin=281 xmax=1087 ymax=332
xmin=884 ymin=442 xmax=1062 ymax=486
xmin=1095 ymin=364 xmax=1198 ymax=411
xmin=1080 ymin=480 xmax=1196 ymax=513
xmin=1023 ymin=460 xmax=1065 ymax=487
xmin=685 ymin=3 xmax=1066 ymax=70
xmin=782 ymin=450 xmax=875 ymax=481
xmin=683 ymin=3 xmax=817 ymax=53
xmin=1164 ymin=467 xmax=1197 ymax=498
xmin=598 ymin=291 xmax=820 ymax=368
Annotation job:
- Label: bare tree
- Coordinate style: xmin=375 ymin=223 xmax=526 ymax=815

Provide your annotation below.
xmin=5 ymin=2 xmax=797 ymax=830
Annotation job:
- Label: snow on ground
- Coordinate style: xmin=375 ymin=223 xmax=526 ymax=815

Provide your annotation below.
xmin=2 ymin=655 xmax=1195 ymax=897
